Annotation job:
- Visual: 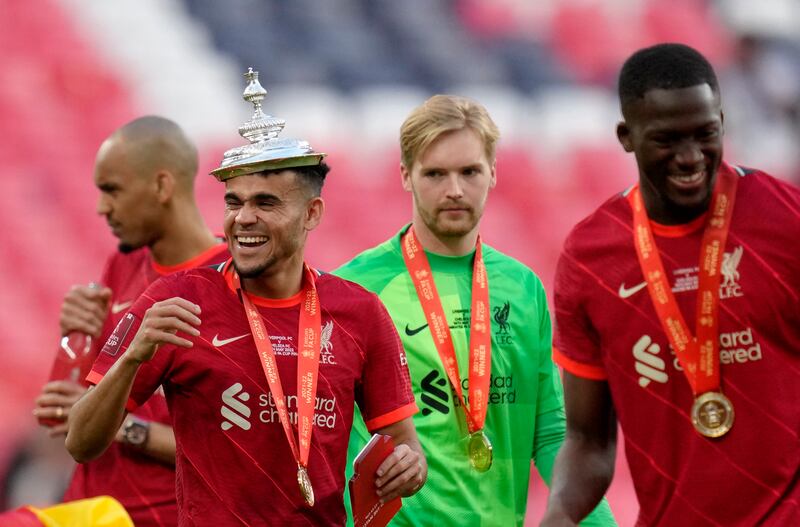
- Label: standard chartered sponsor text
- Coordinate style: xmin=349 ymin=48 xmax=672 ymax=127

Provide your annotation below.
xmin=670 ymin=327 xmax=761 ymax=370
xmin=259 ymin=392 xmax=337 ymax=429
xmin=453 ymin=374 xmax=516 ymax=406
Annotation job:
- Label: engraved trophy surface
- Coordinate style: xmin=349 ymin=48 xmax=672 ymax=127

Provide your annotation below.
xmin=211 ymin=68 xmax=325 ymax=181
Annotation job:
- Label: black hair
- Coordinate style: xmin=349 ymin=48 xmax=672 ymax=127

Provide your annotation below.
xmin=262 ymin=161 xmax=330 ymax=197
xmin=294 ymin=161 xmax=330 ymax=197
xmin=618 ymin=43 xmax=719 ymax=111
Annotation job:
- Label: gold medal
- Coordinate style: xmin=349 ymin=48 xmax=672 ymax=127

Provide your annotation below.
xmin=468 ymin=430 xmax=493 ymax=472
xmin=297 ymin=465 xmax=315 ymax=507
xmin=691 ymin=392 xmax=734 ymax=438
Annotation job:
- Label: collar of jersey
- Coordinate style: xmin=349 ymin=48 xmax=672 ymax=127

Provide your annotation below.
xmin=151 ymin=242 xmax=228 ymax=276
xmin=393 ymin=224 xmax=477 ymax=274
xmin=221 ymin=259 xmax=304 ymax=308
xmin=649 ymin=212 xmax=707 ymax=238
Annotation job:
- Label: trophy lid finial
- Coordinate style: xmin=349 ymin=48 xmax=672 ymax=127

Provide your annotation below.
xmin=211 ymin=68 xmax=326 ymax=182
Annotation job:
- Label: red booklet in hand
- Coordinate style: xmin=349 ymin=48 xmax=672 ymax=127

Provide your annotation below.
xmin=349 ymin=434 xmax=402 ymax=527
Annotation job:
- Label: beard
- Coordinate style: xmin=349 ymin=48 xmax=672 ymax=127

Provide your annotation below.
xmin=118 ymin=242 xmax=136 ymax=254
xmin=115 ymin=228 xmax=150 ymax=254
xmin=117 ymin=237 xmax=148 ymax=254
xmin=232 ymin=257 xmax=274 ymax=279
xmin=420 ymin=207 xmax=480 ymax=239
xmin=411 ymin=186 xmax=483 ymax=240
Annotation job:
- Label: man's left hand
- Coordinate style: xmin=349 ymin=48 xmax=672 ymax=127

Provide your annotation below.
xmin=34 ymin=380 xmax=88 ymax=437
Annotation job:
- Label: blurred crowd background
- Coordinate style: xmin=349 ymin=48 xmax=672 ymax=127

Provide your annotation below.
xmin=2 ymin=0 xmax=799 ymax=524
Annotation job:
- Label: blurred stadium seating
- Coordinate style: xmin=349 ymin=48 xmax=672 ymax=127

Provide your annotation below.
xmin=2 ymin=0 xmax=799 ymax=522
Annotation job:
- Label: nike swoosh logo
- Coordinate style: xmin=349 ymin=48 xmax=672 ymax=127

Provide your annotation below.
xmin=212 ymin=333 xmax=250 ymax=347
xmin=618 ymin=281 xmax=647 ymax=299
xmin=405 ymin=323 xmax=429 ymax=336
xmin=111 ymin=300 xmax=134 ymax=314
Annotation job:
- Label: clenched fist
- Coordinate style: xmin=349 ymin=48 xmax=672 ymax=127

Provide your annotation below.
xmin=125 ymin=297 xmax=201 ymax=364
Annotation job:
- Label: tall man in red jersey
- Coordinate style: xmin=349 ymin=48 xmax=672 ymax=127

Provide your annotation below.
xmin=33 ymin=116 xmax=228 ymax=526
xmin=542 ymin=43 xmax=800 ymax=526
xmin=65 ymin=70 xmax=426 ymax=526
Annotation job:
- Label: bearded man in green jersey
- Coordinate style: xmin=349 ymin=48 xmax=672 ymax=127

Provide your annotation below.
xmin=334 ymin=95 xmax=616 ymax=526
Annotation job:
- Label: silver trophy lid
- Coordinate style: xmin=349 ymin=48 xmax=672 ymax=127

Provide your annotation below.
xmin=211 ymin=68 xmax=326 ymax=181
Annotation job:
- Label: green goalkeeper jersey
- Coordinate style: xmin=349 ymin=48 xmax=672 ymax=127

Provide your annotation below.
xmin=334 ymin=226 xmax=615 ymax=526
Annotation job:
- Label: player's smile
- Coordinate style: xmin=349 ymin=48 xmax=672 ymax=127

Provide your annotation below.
xmin=235 ymin=235 xmax=269 ymax=248
xmin=231 ymin=233 xmax=272 ymax=265
xmin=230 ymin=229 xmax=272 ymax=260
xmin=667 ymin=168 xmax=707 ymax=195
xmin=668 ymin=169 xmax=704 ymax=188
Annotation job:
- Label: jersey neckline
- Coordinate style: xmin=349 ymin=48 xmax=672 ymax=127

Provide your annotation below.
xmin=151 ymin=242 xmax=228 ymax=276
xmin=649 ymin=212 xmax=708 ymax=238
xmin=220 ymin=259 xmax=307 ymax=308
xmin=393 ymin=224 xmax=477 ymax=273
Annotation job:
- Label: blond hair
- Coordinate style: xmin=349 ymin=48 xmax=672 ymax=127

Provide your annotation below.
xmin=399 ymin=95 xmax=500 ymax=167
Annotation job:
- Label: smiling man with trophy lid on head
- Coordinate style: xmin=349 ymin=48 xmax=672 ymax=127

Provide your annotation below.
xmin=67 ymin=68 xmax=426 ymax=526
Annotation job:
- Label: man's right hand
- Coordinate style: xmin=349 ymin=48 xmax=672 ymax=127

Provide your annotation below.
xmin=541 ymin=373 xmax=618 ymax=525
xmin=60 ymin=284 xmax=112 ymax=337
xmin=125 ymin=297 xmax=201 ymax=364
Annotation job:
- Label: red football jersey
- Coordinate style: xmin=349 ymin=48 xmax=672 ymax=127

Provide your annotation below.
xmin=554 ymin=164 xmax=800 ymax=526
xmin=63 ymin=243 xmax=228 ymax=527
xmin=89 ymin=263 xmax=417 ymax=527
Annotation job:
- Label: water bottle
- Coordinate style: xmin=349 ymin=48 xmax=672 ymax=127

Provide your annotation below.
xmin=38 ymin=283 xmax=100 ymax=427
xmin=38 ymin=332 xmax=94 ymax=427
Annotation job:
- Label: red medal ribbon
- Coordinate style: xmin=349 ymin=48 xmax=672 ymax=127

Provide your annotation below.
xmin=232 ymin=264 xmax=321 ymax=471
xmin=401 ymin=226 xmax=491 ymax=434
xmin=629 ymin=166 xmax=738 ymax=394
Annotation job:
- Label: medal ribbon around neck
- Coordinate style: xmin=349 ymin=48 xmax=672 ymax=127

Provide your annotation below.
xmin=401 ymin=226 xmax=491 ymax=435
xmin=629 ymin=166 xmax=738 ymax=396
xmin=232 ymin=263 xmax=321 ymax=505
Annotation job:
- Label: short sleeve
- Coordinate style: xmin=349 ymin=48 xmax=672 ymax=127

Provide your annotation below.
xmin=553 ymin=250 xmax=607 ymax=380
xmin=357 ymin=294 xmax=418 ymax=431
xmin=86 ymin=276 xmax=179 ymax=411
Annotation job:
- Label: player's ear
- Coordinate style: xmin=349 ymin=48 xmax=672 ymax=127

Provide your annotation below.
xmin=617 ymin=121 xmax=634 ymax=153
xmin=489 ymin=159 xmax=496 ymax=189
xmin=155 ymin=170 xmax=175 ymax=204
xmin=401 ymin=163 xmax=412 ymax=192
xmin=304 ymin=197 xmax=324 ymax=232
